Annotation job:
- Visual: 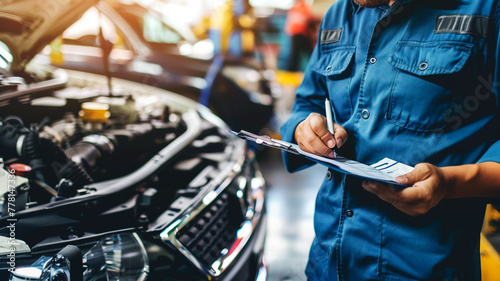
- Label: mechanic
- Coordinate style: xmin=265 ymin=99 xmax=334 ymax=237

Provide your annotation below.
xmin=284 ymin=0 xmax=315 ymax=71
xmin=279 ymin=0 xmax=500 ymax=280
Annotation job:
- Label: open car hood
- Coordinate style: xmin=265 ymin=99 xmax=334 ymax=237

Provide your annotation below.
xmin=0 ymin=0 xmax=98 ymax=72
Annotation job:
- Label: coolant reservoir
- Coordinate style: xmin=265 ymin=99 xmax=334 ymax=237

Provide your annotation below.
xmin=79 ymin=102 xmax=110 ymax=123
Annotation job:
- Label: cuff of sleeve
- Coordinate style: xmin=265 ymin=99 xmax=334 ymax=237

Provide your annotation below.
xmin=279 ymin=112 xmax=316 ymax=173
xmin=476 ymin=140 xmax=500 ymax=164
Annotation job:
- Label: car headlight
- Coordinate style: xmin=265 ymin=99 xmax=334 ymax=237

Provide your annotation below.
xmin=8 ymin=233 xmax=148 ymax=281
xmin=83 ymin=233 xmax=149 ymax=281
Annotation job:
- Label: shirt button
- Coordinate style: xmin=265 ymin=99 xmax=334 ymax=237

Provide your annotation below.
xmin=418 ymin=62 xmax=429 ymax=71
xmin=326 ymin=170 xmax=333 ymax=180
xmin=369 ymin=57 xmax=377 ymax=64
xmin=326 ymin=65 xmax=333 ymax=71
xmin=346 ymin=209 xmax=354 ymax=217
xmin=361 ymin=109 xmax=370 ymax=119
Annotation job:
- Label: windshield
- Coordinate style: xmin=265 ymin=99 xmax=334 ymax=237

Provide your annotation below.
xmin=113 ymin=4 xmax=183 ymax=45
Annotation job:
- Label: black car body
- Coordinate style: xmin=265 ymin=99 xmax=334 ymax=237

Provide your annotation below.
xmin=34 ymin=0 xmax=278 ymax=134
xmin=0 ymin=0 xmax=267 ymax=280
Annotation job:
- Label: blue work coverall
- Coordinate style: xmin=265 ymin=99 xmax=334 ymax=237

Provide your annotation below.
xmin=279 ymin=0 xmax=500 ymax=280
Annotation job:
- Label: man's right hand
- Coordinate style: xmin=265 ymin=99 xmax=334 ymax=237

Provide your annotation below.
xmin=294 ymin=113 xmax=348 ymax=158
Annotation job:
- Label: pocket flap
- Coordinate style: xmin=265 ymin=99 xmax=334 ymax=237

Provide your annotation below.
xmin=388 ymin=41 xmax=473 ymax=76
xmin=313 ymin=46 xmax=356 ymax=76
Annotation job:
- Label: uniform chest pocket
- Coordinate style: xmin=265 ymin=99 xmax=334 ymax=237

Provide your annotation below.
xmin=312 ymin=46 xmax=356 ymax=123
xmin=386 ymin=41 xmax=474 ymax=132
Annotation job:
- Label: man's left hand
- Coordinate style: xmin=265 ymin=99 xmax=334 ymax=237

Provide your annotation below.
xmin=362 ymin=163 xmax=451 ymax=216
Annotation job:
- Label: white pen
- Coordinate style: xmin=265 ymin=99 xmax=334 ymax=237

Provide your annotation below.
xmin=324 ymin=98 xmax=337 ymax=157
xmin=324 ymin=98 xmax=334 ymax=135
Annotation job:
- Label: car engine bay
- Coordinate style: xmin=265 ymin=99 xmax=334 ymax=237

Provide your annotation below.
xmin=0 ymin=65 xmax=266 ymax=281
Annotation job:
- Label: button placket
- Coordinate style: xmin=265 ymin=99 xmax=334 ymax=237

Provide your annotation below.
xmin=361 ymin=109 xmax=370 ymax=119
xmin=326 ymin=170 xmax=333 ymax=180
xmin=346 ymin=209 xmax=354 ymax=217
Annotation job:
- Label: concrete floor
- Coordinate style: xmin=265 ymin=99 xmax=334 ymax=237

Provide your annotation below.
xmin=259 ymin=150 xmax=326 ymax=281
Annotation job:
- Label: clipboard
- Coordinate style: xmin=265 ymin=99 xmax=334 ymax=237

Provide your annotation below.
xmin=231 ymin=130 xmax=412 ymax=187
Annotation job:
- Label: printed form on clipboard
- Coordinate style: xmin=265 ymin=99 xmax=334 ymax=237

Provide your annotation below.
xmin=231 ymin=130 xmax=414 ymax=186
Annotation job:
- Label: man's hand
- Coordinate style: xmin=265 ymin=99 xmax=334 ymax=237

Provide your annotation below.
xmin=294 ymin=113 xmax=348 ymax=157
xmin=362 ymin=163 xmax=451 ymax=216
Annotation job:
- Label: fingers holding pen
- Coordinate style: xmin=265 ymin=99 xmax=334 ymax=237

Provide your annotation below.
xmin=310 ymin=113 xmax=335 ymax=148
xmin=295 ymin=113 xmax=347 ymax=157
xmin=295 ymin=114 xmax=331 ymax=157
xmin=332 ymin=122 xmax=348 ymax=148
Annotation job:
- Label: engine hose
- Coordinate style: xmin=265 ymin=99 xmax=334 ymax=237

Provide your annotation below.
xmin=0 ymin=120 xmax=26 ymax=159
xmin=57 ymin=160 xmax=93 ymax=192
xmin=0 ymin=119 xmax=40 ymax=159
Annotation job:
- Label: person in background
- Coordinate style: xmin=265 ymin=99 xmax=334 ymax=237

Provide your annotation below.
xmin=284 ymin=0 xmax=315 ymax=71
xmin=209 ymin=0 xmax=235 ymax=55
xmin=280 ymin=0 xmax=500 ymax=280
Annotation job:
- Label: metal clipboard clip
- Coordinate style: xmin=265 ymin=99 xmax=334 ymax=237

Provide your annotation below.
xmin=230 ymin=130 xmax=299 ymax=155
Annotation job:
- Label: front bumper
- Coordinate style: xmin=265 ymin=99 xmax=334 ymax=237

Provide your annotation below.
xmin=158 ymin=151 xmax=268 ymax=281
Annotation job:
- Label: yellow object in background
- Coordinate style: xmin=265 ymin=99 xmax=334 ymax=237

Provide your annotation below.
xmin=241 ymin=29 xmax=255 ymax=53
xmin=79 ymin=102 xmax=111 ymax=123
xmin=481 ymin=204 xmax=500 ymax=281
xmin=481 ymin=233 xmax=500 ymax=281
xmin=238 ymin=13 xmax=254 ymax=28
xmin=238 ymin=11 xmax=256 ymax=53
xmin=210 ymin=1 xmax=234 ymax=53
xmin=275 ymin=71 xmax=304 ymax=87
xmin=483 ymin=204 xmax=500 ymax=235
xmin=49 ymin=36 xmax=64 ymax=65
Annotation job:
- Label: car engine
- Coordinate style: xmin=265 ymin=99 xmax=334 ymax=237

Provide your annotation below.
xmin=0 ymin=66 xmax=266 ymax=281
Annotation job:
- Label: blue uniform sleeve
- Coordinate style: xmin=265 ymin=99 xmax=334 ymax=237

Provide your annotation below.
xmin=279 ymin=24 xmax=330 ymax=173
xmin=477 ymin=140 xmax=500 ymax=164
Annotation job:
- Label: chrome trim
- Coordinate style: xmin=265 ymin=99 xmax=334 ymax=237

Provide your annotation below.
xmin=0 ymin=236 xmax=31 ymax=255
xmin=160 ymin=150 xmax=266 ymax=279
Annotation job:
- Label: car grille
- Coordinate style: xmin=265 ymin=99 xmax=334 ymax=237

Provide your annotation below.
xmin=177 ymin=191 xmax=243 ymax=267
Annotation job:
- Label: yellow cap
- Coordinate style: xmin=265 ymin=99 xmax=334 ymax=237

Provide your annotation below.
xmin=79 ymin=102 xmax=110 ymax=122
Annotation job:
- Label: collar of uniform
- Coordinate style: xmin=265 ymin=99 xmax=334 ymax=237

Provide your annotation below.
xmin=349 ymin=0 xmax=413 ymax=15
xmin=349 ymin=0 xmax=362 ymax=14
